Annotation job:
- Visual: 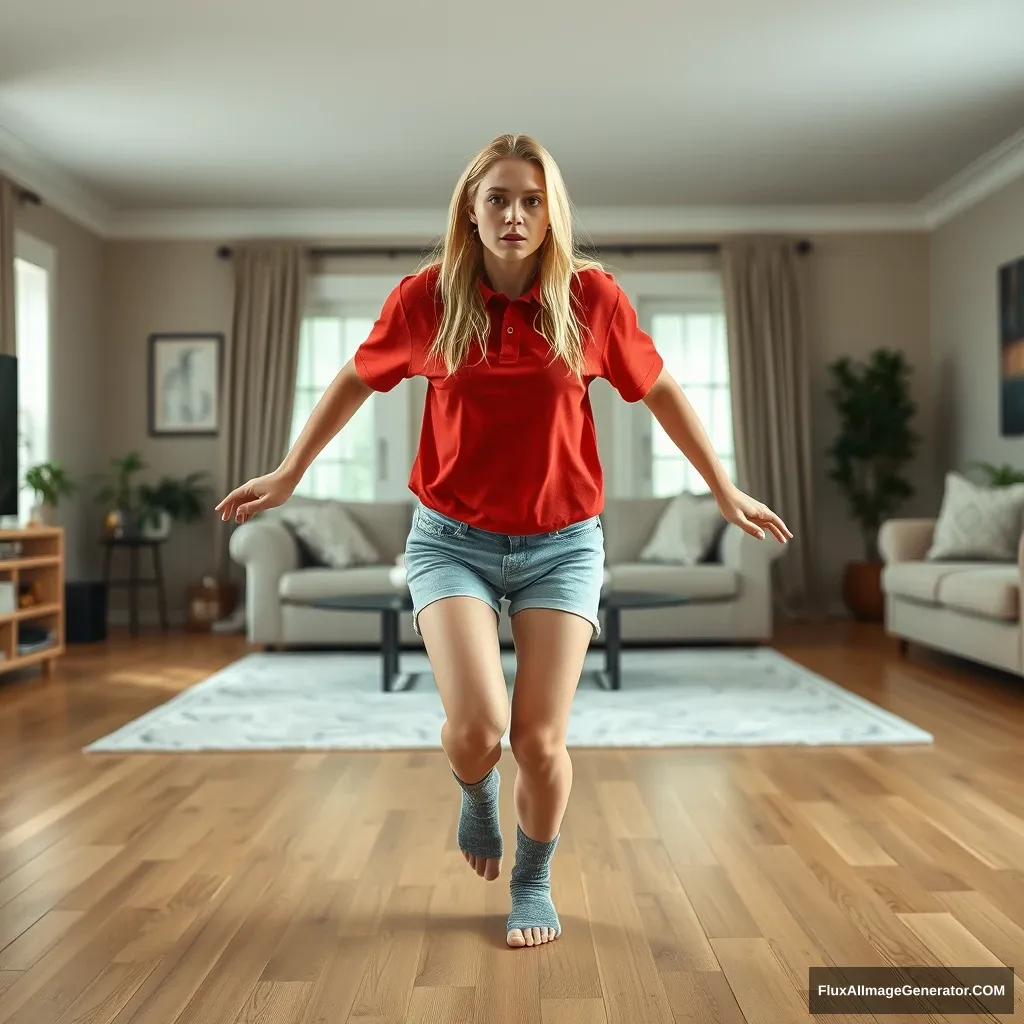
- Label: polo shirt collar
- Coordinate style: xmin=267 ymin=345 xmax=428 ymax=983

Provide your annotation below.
xmin=479 ymin=270 xmax=543 ymax=305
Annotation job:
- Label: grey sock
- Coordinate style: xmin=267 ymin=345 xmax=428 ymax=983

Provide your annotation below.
xmin=507 ymin=826 xmax=560 ymax=936
xmin=453 ymin=766 xmax=503 ymax=860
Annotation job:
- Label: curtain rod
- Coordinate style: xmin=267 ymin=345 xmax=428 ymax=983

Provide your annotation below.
xmin=216 ymin=239 xmax=813 ymax=260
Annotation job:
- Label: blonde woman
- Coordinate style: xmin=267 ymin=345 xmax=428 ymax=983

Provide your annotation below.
xmin=216 ymin=134 xmax=792 ymax=949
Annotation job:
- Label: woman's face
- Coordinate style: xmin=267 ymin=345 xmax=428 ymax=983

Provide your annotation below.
xmin=469 ymin=158 xmax=550 ymax=264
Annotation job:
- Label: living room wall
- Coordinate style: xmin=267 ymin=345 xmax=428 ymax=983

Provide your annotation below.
xmin=98 ymin=231 xmax=934 ymax=622
xmin=99 ymin=242 xmax=233 ymax=624
xmin=931 ymin=172 xmax=1024 ymax=495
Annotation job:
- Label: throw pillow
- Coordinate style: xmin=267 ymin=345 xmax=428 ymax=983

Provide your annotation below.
xmin=925 ymin=471 xmax=1024 ymax=561
xmin=278 ymin=499 xmax=380 ymax=568
xmin=639 ymin=491 xmax=725 ymax=565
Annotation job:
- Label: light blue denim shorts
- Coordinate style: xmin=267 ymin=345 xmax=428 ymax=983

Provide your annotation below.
xmin=404 ymin=503 xmax=605 ymax=639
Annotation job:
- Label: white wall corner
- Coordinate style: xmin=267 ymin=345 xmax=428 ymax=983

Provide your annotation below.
xmin=0 ymin=123 xmax=112 ymax=236
xmin=923 ymin=125 xmax=1024 ymax=229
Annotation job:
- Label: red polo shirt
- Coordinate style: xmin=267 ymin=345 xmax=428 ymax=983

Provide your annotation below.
xmin=354 ymin=265 xmax=663 ymax=534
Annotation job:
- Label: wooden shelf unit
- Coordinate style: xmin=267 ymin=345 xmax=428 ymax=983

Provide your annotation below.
xmin=0 ymin=527 xmax=65 ymax=677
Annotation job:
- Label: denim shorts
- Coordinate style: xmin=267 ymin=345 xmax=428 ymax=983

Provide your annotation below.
xmin=404 ymin=503 xmax=605 ymax=639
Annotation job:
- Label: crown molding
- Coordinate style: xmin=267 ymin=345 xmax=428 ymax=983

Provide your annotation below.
xmin=0 ymin=123 xmax=111 ymax=236
xmin=8 ymin=110 xmax=1023 ymax=240
xmin=923 ymin=124 xmax=1024 ymax=228
xmin=106 ymin=201 xmax=929 ymax=241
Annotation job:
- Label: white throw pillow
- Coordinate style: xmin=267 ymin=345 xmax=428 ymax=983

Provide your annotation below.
xmin=639 ymin=491 xmax=724 ymax=565
xmin=278 ymin=499 xmax=380 ymax=568
xmin=925 ymin=471 xmax=1024 ymax=562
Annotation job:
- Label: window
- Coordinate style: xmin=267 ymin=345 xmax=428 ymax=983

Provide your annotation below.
xmin=13 ymin=235 xmax=53 ymax=523
xmin=289 ymin=276 xmax=411 ymax=502
xmin=290 ymin=314 xmax=376 ymax=501
xmin=612 ymin=272 xmax=735 ymax=498
xmin=647 ymin=303 xmax=734 ymax=495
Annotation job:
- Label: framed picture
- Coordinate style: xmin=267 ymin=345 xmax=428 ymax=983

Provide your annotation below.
xmin=148 ymin=333 xmax=224 ymax=437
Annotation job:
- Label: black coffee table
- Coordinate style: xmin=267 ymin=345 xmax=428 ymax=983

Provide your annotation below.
xmin=593 ymin=590 xmax=691 ymax=691
xmin=309 ymin=588 xmax=689 ymax=692
xmin=308 ymin=591 xmax=417 ymax=692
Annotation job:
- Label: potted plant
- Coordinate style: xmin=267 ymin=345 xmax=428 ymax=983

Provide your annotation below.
xmin=92 ymin=451 xmax=147 ymax=537
xmin=968 ymin=461 xmax=1024 ymax=486
xmin=23 ymin=461 xmax=76 ymax=526
xmin=137 ymin=471 xmax=213 ymax=540
xmin=825 ymin=348 xmax=920 ymax=620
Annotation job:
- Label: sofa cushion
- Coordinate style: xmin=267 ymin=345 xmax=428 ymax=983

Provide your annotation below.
xmin=605 ymin=562 xmax=738 ymax=600
xmin=638 ymin=491 xmax=726 ymax=565
xmin=926 ymin=471 xmax=1024 ymax=562
xmin=936 ymin=567 xmax=1019 ymax=622
xmin=279 ymin=565 xmax=398 ymax=602
xmin=881 ymin=561 xmax=997 ymax=605
xmin=275 ymin=497 xmax=381 ymax=568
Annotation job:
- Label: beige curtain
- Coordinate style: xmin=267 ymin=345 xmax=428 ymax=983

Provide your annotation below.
xmin=216 ymin=242 xmax=307 ymax=576
xmin=720 ymin=237 xmax=819 ymax=618
xmin=0 ymin=177 xmax=15 ymax=357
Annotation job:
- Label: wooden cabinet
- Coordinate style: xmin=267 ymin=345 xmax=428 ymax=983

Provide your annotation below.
xmin=0 ymin=527 xmax=65 ymax=677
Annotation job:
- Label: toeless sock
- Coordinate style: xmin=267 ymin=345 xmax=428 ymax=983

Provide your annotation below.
xmin=453 ymin=766 xmax=503 ymax=860
xmin=507 ymin=825 xmax=560 ymax=936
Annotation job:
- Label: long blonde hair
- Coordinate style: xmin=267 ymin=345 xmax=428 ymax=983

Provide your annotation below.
xmin=417 ymin=133 xmax=605 ymax=381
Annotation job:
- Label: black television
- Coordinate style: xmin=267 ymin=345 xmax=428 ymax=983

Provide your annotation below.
xmin=0 ymin=354 xmax=17 ymax=518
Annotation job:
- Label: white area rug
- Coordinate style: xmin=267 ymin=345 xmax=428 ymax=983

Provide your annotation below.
xmin=84 ymin=647 xmax=932 ymax=752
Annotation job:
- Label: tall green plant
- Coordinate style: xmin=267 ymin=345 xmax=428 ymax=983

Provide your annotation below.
xmin=968 ymin=461 xmax=1024 ymax=486
xmin=825 ymin=348 xmax=920 ymax=563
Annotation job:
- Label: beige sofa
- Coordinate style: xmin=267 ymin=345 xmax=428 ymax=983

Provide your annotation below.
xmin=231 ymin=495 xmax=786 ymax=648
xmin=879 ymin=517 xmax=1022 ymax=674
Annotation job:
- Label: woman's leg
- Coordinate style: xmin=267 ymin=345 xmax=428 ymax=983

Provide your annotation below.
xmin=417 ymin=595 xmax=509 ymax=881
xmin=506 ymin=606 xmax=594 ymax=947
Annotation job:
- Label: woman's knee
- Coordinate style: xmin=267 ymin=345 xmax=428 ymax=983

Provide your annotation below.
xmin=444 ymin=716 xmax=507 ymax=761
xmin=509 ymin=722 xmax=565 ymax=771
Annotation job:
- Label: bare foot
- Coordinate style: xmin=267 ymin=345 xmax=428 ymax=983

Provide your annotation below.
xmin=507 ymin=926 xmax=559 ymax=948
xmin=462 ymin=849 xmax=502 ymax=881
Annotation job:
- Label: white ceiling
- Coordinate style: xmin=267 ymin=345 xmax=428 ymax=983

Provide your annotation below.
xmin=1 ymin=0 xmax=1023 ymax=233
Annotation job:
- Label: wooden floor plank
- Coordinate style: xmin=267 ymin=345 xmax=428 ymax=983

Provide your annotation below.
xmin=0 ymin=621 xmax=1020 ymax=1023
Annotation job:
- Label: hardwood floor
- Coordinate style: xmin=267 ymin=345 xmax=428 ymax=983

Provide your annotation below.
xmin=0 ymin=622 xmax=1021 ymax=1023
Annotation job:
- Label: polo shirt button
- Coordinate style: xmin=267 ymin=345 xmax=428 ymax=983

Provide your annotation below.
xmin=507 ymin=326 xmax=514 ymax=334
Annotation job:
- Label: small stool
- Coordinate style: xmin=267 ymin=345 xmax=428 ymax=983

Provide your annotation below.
xmin=99 ymin=538 xmax=169 ymax=636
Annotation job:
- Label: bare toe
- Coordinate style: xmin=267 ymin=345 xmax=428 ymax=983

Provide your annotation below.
xmin=507 ymin=928 xmax=526 ymax=947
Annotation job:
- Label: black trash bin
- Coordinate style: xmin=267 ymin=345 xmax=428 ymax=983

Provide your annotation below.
xmin=65 ymin=581 xmax=108 ymax=643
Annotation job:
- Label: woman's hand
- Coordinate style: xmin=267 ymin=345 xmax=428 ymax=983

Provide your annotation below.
xmin=215 ymin=470 xmax=296 ymax=524
xmin=716 ymin=484 xmax=793 ymax=543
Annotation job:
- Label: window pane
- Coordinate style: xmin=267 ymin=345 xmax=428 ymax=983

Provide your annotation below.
xmin=711 ymin=387 xmax=734 ymax=452
xmin=296 ymin=320 xmax=315 ymax=388
xmin=312 ymin=461 xmax=342 ymax=499
xmin=712 ymin=319 xmax=730 ymax=381
xmin=684 ymin=315 xmax=715 ymax=385
xmin=343 ymin=317 xmax=374 ymax=358
xmin=311 ymin=318 xmax=342 ymax=385
xmin=342 ymin=460 xmax=373 ymax=501
xmin=292 ymin=314 xmax=382 ymax=502
xmin=653 ymin=457 xmax=688 ymax=497
xmin=644 ymin=305 xmax=734 ymax=497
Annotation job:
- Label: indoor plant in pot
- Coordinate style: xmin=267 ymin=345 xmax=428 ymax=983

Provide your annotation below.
xmin=93 ymin=451 xmax=147 ymax=538
xmin=137 ymin=471 xmax=212 ymax=540
xmin=825 ymin=347 xmax=920 ymax=620
xmin=23 ymin=461 xmax=76 ymax=526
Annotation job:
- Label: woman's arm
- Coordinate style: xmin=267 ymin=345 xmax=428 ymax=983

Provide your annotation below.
xmin=641 ymin=367 xmax=792 ymax=544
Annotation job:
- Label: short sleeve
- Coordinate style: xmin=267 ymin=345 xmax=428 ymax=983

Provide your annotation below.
xmin=600 ymin=280 xmax=664 ymax=402
xmin=354 ymin=279 xmax=412 ymax=392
